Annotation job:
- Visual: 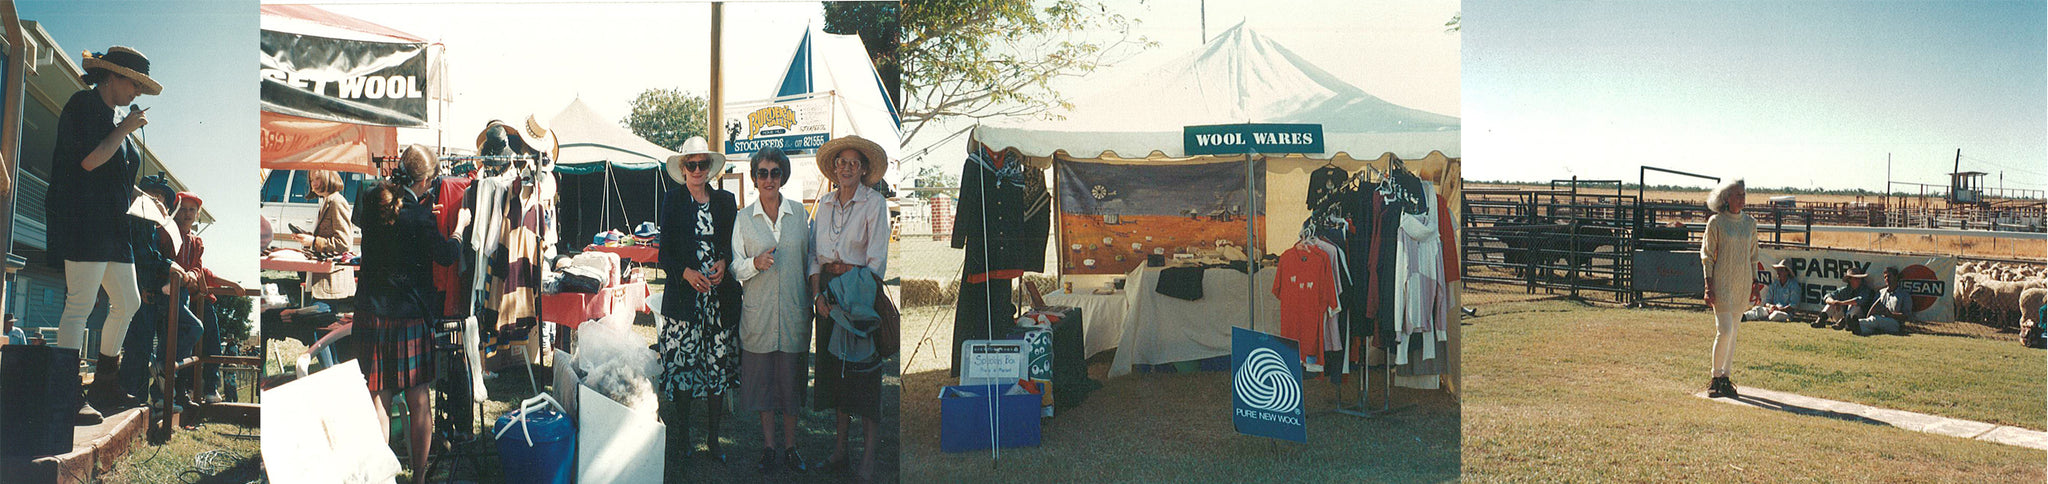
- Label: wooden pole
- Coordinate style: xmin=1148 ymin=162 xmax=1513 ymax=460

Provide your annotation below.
xmin=709 ymin=2 xmax=724 ymax=152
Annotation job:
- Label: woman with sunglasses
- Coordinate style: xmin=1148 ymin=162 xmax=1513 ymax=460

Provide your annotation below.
xmin=809 ymin=135 xmax=892 ymax=481
xmin=729 ymin=147 xmax=814 ymax=474
xmin=657 ymin=136 xmax=741 ymax=464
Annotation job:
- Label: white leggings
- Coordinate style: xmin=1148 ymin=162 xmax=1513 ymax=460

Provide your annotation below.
xmin=57 ymin=260 xmax=141 ymax=357
xmin=1711 ymin=309 xmax=1739 ymax=378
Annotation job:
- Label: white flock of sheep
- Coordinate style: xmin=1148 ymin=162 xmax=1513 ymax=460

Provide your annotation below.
xmin=1955 ymin=261 xmax=2048 ymax=330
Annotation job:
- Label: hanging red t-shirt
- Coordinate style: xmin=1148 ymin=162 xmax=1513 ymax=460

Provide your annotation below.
xmin=1273 ymin=245 xmax=1337 ymax=361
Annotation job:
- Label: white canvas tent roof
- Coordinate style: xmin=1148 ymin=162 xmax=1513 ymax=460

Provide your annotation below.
xmin=974 ymin=23 xmax=1458 ymax=160
xmin=551 ymin=97 xmax=677 ymax=173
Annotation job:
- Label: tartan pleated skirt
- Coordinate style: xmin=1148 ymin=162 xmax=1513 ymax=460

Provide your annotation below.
xmin=356 ymin=313 xmax=436 ymax=393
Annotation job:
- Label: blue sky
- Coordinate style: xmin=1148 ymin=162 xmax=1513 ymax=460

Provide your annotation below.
xmin=1464 ymin=0 xmax=2047 ymax=192
xmin=19 ymin=1 xmax=259 ymax=286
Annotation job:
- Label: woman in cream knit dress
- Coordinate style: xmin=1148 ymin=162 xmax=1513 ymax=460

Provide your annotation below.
xmin=1701 ymin=179 xmax=1765 ymax=398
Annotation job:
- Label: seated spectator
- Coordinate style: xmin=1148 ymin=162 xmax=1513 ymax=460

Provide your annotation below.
xmin=1747 ymin=262 xmax=1799 ymax=322
xmin=1856 ymin=267 xmax=1913 ymax=335
xmin=4 ymin=313 xmax=24 ymax=346
xmin=1820 ymin=271 xmax=1875 ymax=330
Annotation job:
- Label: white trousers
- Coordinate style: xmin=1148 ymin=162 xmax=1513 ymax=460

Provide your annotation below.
xmin=1744 ymin=306 xmax=1791 ymax=322
xmin=1711 ymin=309 xmax=1739 ymax=378
xmin=56 ymin=260 xmax=142 ymax=357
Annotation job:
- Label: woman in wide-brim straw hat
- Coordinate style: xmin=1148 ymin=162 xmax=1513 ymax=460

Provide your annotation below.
xmin=51 ymin=46 xmax=164 ymax=424
xmin=808 ymin=135 xmax=892 ymax=480
xmin=657 ymin=135 xmax=742 ymax=462
xmin=1701 ymin=178 xmax=1768 ymax=399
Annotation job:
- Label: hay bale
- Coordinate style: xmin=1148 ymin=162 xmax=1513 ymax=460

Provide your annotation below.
xmin=900 ymin=278 xmax=947 ymax=307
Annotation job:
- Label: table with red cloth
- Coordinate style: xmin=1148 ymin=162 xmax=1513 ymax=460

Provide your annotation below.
xmin=582 ymin=244 xmax=658 ymax=265
xmin=539 ymin=281 xmax=650 ymax=329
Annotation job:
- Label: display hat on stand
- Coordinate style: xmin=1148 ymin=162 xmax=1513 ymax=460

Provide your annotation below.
xmin=476 ymin=117 xmax=557 ymax=161
xmin=664 ymin=136 xmax=728 ymax=184
xmin=521 ymin=114 xmax=559 ymax=162
xmin=817 ymin=135 xmax=888 ymax=187
xmin=83 ymin=46 xmax=162 ymax=95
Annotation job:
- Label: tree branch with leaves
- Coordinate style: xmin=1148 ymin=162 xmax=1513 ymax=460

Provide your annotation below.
xmin=901 ymin=0 xmax=1155 ymax=141
xmin=622 ymin=88 xmax=709 ymax=151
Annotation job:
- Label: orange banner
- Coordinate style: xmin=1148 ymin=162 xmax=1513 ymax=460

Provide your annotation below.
xmin=259 ymin=110 xmax=395 ymax=173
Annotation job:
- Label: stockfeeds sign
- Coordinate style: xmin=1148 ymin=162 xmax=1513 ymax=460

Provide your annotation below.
xmin=1757 ymin=248 xmax=1956 ymax=323
xmin=1232 ymin=327 xmax=1306 ymax=443
xmin=260 ymin=30 xmax=429 ymax=127
xmin=722 ymin=95 xmax=833 ymax=155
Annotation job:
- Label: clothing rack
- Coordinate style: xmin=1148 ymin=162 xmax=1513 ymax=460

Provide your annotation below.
xmin=1303 ymin=163 xmax=1417 ymax=418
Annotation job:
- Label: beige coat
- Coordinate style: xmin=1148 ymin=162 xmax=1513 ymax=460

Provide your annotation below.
xmin=307 ymin=193 xmax=356 ymax=299
xmin=1700 ymin=212 xmax=1763 ymax=310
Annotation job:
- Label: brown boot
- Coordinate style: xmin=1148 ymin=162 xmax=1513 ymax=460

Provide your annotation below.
xmin=85 ymin=354 xmax=138 ymax=411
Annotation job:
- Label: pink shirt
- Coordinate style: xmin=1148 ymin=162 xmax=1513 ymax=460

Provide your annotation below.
xmin=809 ymin=184 xmax=890 ymax=277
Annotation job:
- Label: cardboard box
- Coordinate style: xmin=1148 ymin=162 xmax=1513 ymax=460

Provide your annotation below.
xmin=938 ymin=384 xmax=1042 ymax=453
xmin=577 ymin=384 xmax=664 ymax=483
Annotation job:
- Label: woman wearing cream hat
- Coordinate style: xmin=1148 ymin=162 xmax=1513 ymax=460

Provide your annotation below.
xmin=657 ymin=136 xmax=742 ymax=463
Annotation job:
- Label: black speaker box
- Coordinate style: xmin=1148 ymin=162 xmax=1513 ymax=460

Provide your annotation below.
xmin=0 ymin=345 xmax=81 ymax=459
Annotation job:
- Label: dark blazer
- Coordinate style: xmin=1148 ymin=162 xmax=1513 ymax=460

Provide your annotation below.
xmin=658 ymin=186 xmax=739 ymax=321
xmin=952 ymin=147 xmax=1050 ymax=280
xmin=356 ymin=185 xmax=460 ymax=319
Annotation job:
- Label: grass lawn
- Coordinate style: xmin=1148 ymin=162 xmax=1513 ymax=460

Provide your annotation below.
xmin=899 ymin=305 xmax=1461 ymax=483
xmin=1462 ymin=296 xmax=2046 ymax=482
xmin=102 ymin=378 xmax=263 ymax=483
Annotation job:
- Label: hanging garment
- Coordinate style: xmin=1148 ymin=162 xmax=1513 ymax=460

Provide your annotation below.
xmin=1307 ymin=164 xmax=1348 ymax=209
xmin=1273 ymin=245 xmax=1337 ymax=363
xmin=952 ymin=146 xmax=1050 ymax=283
xmin=434 ymin=176 xmax=475 ymax=318
xmin=1395 ymin=182 xmax=1449 ymax=366
xmin=1306 ymin=237 xmax=1347 ymax=352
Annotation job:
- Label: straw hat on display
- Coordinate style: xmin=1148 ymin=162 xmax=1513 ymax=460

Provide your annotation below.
xmin=83 ymin=46 xmax=163 ymax=95
xmin=664 ymin=136 xmax=728 ymax=184
xmin=817 ymin=135 xmax=888 ymax=186
xmin=521 ymin=114 xmax=558 ymax=161
xmin=475 ymin=116 xmax=558 ymax=161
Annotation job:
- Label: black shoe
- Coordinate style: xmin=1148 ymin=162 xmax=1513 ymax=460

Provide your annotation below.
xmin=757 ymin=447 xmax=778 ymax=474
xmin=784 ymin=447 xmax=807 ymax=473
xmin=1707 ymin=377 xmax=1732 ymax=398
xmin=1809 ymin=320 xmax=1829 ymax=328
